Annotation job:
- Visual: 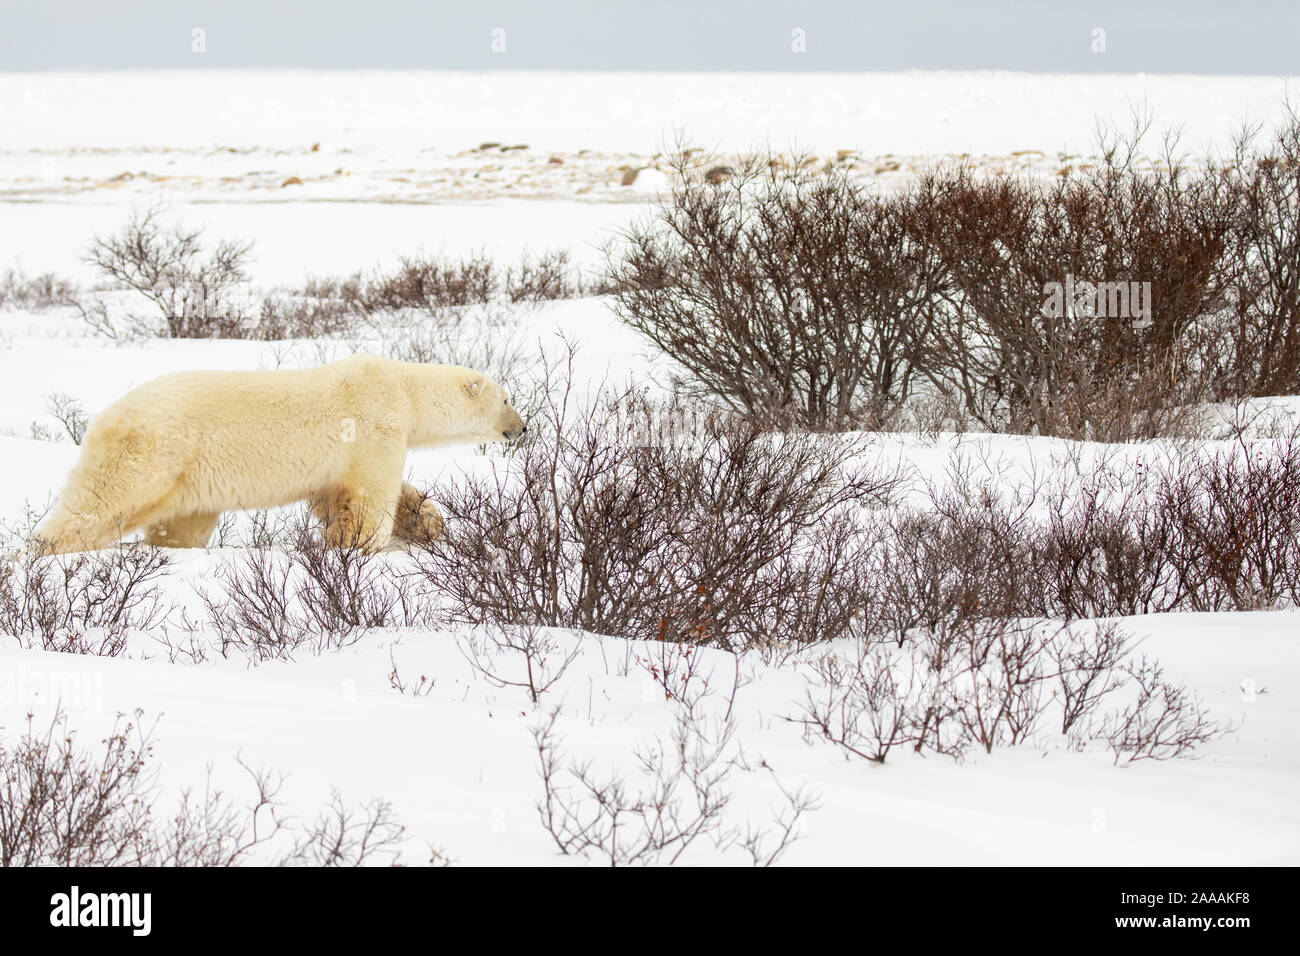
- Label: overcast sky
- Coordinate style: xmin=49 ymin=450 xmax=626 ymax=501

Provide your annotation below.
xmin=0 ymin=1 xmax=1295 ymax=73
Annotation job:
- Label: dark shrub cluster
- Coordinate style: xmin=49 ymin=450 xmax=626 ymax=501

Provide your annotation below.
xmin=879 ymin=430 xmax=1300 ymax=624
xmin=359 ymin=248 xmax=586 ymax=312
xmin=201 ymin=515 xmax=429 ymax=663
xmin=1210 ymin=117 xmax=1300 ymax=398
xmin=0 ymin=542 xmax=173 ymax=656
xmin=255 ymin=275 xmax=363 ymax=339
xmin=906 ymin=137 xmax=1226 ymax=440
xmin=81 ymin=207 xmax=592 ymax=340
xmin=0 ymin=268 xmax=79 ymax=312
xmin=608 ymin=157 xmax=933 ymax=430
xmin=610 ymin=114 xmax=1300 ymax=438
xmin=792 ymin=618 xmax=1229 ymax=765
xmin=412 ymin=361 xmax=900 ymax=651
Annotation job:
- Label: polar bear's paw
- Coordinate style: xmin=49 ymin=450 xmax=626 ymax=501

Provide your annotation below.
xmin=393 ymin=495 xmax=444 ymax=546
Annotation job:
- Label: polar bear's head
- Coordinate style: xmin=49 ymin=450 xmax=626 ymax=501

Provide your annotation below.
xmin=404 ymin=362 xmax=528 ymax=448
xmin=461 ymin=372 xmax=527 ymax=443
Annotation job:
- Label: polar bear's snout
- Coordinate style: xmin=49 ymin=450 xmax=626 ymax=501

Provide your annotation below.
xmin=501 ymin=405 xmax=527 ymax=440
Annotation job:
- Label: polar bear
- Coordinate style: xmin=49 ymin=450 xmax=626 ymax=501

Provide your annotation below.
xmin=30 ymin=354 xmax=526 ymax=554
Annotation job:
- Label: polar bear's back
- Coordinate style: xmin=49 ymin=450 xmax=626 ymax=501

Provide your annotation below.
xmin=80 ymin=357 xmax=409 ymax=512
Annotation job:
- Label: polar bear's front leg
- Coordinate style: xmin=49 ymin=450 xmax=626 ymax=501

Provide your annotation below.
xmin=392 ymin=481 xmax=444 ymax=545
xmin=318 ymin=462 xmax=403 ymax=552
xmin=320 ymin=490 xmax=396 ymax=551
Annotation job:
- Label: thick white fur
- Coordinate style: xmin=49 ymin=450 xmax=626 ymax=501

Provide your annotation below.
xmin=31 ymin=354 xmax=525 ymax=554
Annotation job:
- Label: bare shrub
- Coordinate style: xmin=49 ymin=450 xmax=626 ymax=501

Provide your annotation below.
xmin=534 ymin=708 xmax=815 ymax=866
xmin=907 ymin=123 xmax=1229 ymax=440
xmin=635 ymin=639 xmax=717 ymax=719
xmin=0 ymin=542 xmax=173 ymax=656
xmin=1209 ymin=110 xmax=1300 ymax=398
xmin=44 ymin=392 xmax=89 ymax=445
xmin=609 ymin=148 xmax=936 ymax=429
xmin=1102 ymin=657 xmax=1230 ymax=763
xmin=1031 ymin=466 xmax=1187 ymax=618
xmin=0 ymin=709 xmax=414 ymax=866
xmin=456 ymin=623 xmax=582 ymax=705
xmin=277 ymin=790 xmax=407 ymax=867
xmin=153 ymin=628 xmax=212 ymax=666
xmin=876 ymin=481 xmax=1035 ymax=646
xmin=414 ymin=358 xmax=897 ymax=651
xmin=951 ymin=621 xmax=1053 ymax=750
xmin=0 ymin=709 xmax=157 ymax=866
xmin=84 ymin=206 xmax=253 ymax=338
xmin=1160 ymin=433 xmax=1300 ymax=610
xmin=505 ymin=249 xmax=578 ymax=303
xmin=793 ymin=641 xmax=946 ymax=763
xmin=361 ymin=252 xmax=498 ymax=311
xmin=201 ymin=515 xmax=427 ymax=663
xmin=0 ymin=268 xmax=79 ymax=312
xmin=255 ymin=274 xmax=363 ymax=339
xmin=152 ymin=761 xmax=286 ymax=866
xmin=1046 ymin=621 xmax=1131 ymax=734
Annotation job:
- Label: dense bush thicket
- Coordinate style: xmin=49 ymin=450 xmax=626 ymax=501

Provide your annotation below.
xmin=9 ymin=405 xmax=1295 ymax=665
xmin=409 ymin=363 xmax=1300 ymax=649
xmin=0 ymin=542 xmax=173 ymax=656
xmin=877 ymin=430 xmax=1300 ymax=624
xmin=610 ymin=114 xmax=1300 ymax=437
xmin=411 ymin=359 xmax=899 ymax=650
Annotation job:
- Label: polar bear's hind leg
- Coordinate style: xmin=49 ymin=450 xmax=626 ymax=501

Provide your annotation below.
xmin=29 ymin=502 xmax=136 ymax=555
xmin=31 ymin=424 xmax=187 ymax=554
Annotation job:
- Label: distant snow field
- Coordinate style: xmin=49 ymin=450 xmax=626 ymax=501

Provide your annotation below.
xmin=0 ymin=70 xmax=1298 ymax=866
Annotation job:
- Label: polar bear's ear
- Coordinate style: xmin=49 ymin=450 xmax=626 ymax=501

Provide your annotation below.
xmin=463 ymin=377 xmax=484 ymax=398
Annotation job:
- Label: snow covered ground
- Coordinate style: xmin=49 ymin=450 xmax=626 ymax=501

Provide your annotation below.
xmin=1 ymin=608 xmax=1295 ymax=866
xmin=1 ymin=70 xmax=1298 ymax=866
